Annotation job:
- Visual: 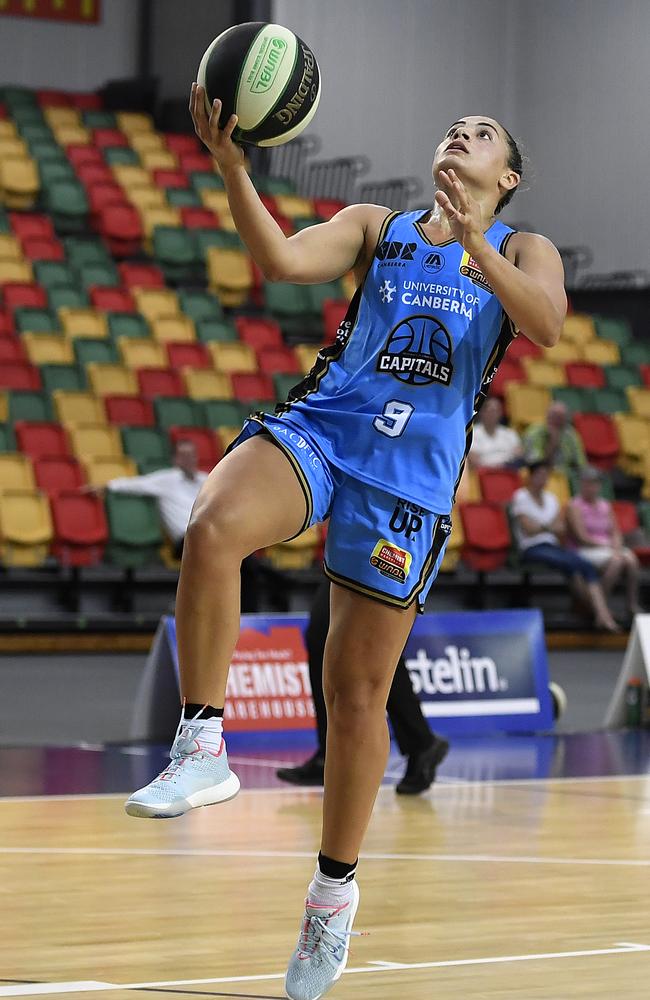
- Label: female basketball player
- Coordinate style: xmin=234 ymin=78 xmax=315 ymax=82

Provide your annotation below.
xmin=126 ymin=86 xmax=566 ymax=1000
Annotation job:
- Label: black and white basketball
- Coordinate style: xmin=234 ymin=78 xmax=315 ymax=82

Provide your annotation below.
xmin=196 ymin=22 xmax=321 ymax=147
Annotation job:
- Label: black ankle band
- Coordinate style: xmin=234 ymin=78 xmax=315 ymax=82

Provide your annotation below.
xmin=184 ymin=702 xmax=223 ymax=720
xmin=318 ymin=852 xmax=357 ymax=881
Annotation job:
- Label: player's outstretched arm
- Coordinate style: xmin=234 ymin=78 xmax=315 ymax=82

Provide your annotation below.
xmin=190 ymin=83 xmax=376 ymax=284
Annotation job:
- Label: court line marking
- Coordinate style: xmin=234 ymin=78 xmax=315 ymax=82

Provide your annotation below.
xmin=1 ymin=772 xmax=648 ymax=804
xmin=0 ymin=943 xmax=648 ymax=996
xmin=1 ymin=845 xmax=649 ymax=867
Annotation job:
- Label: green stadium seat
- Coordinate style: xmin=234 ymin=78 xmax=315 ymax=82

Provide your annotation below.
xmin=624 ymin=343 xmax=650 ymax=366
xmin=14 ymin=306 xmax=59 ymax=334
xmin=194 ymin=228 xmax=242 ymax=253
xmin=273 ymin=373 xmax=300 ymax=400
xmin=190 ymin=171 xmax=225 ymax=192
xmin=78 ymin=261 xmax=120 ymax=290
xmin=153 ymin=396 xmax=202 ymax=431
xmin=178 ymin=289 xmax=223 ymax=323
xmin=195 ymin=318 xmax=238 ymax=343
xmin=0 ymin=206 xmax=9 ymax=233
xmin=584 ymin=386 xmax=628 ymax=414
xmin=0 ymin=424 xmax=16 ymax=451
xmin=29 ymin=141 xmax=66 ymax=163
xmin=107 ymin=312 xmax=150 ymax=342
xmin=264 ymin=282 xmax=315 ymax=336
xmin=604 ymin=364 xmax=641 ymax=390
xmin=34 ymin=260 xmax=77 ymax=289
xmin=552 ymin=386 xmax=589 ymax=412
xmin=64 ymin=237 xmax=113 ymax=269
xmin=21 ymin=124 xmax=55 ymax=145
xmin=82 ymin=110 xmax=117 ymax=129
xmin=152 ymin=226 xmax=201 ymax=283
xmin=121 ymin=426 xmax=171 ymax=465
xmin=253 ymin=175 xmax=297 ymax=195
xmin=202 ymin=400 xmax=245 ymax=428
xmin=74 ymin=338 xmax=118 ymax=367
xmin=307 ymin=279 xmax=345 ymax=313
xmin=166 ymin=189 xmax=202 ymax=208
xmin=104 ymin=492 xmax=163 ymax=568
xmin=44 ymin=179 xmax=89 ymax=233
xmin=639 ymin=502 xmax=650 ymax=537
xmin=593 ymin=316 xmax=632 ymax=347
xmin=48 ymin=286 xmax=89 ymax=311
xmin=137 ymin=457 xmax=171 ymax=475
xmin=103 ymin=147 xmax=140 ymax=166
xmin=8 ymin=390 xmax=53 ymax=422
xmin=38 ymin=161 xmax=76 ymax=184
xmin=40 ymin=364 xmax=86 ymax=393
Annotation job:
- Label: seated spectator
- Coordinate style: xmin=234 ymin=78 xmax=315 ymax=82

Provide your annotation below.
xmin=511 ymin=461 xmax=620 ymax=632
xmin=469 ymin=397 xmax=523 ymax=468
xmin=566 ymin=466 xmax=642 ymax=618
xmin=523 ymin=401 xmax=586 ymax=475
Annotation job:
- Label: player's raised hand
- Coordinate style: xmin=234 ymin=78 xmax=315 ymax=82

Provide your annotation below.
xmin=189 ymin=83 xmax=244 ymax=172
xmin=435 ymin=169 xmax=485 ymax=256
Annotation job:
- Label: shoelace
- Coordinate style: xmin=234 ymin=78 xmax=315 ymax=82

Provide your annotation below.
xmin=157 ymin=709 xmax=207 ymax=782
xmin=298 ymin=912 xmax=360 ymax=963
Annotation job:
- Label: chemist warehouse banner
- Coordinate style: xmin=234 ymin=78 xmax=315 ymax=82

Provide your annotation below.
xmin=139 ymin=608 xmax=552 ymax=740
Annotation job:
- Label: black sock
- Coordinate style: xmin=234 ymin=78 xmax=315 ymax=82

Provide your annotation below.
xmin=318 ymin=851 xmax=358 ymax=882
xmin=183 ymin=702 xmax=223 ymax=720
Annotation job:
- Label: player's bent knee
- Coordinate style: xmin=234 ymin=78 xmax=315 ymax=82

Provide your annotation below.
xmin=184 ymin=499 xmax=250 ymax=562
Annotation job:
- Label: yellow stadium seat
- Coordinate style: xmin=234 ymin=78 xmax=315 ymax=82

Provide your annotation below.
xmin=116 ymin=112 xmax=155 ymax=134
xmin=627 ymin=387 xmax=650 ymax=420
xmin=214 ymin=426 xmax=240 ymax=452
xmin=455 ymin=466 xmax=481 ymax=503
xmin=87 ymin=363 xmax=138 ymax=397
xmin=543 ymin=339 xmax=583 ymax=363
xmin=613 ymin=414 xmax=650 ymax=477
xmin=581 ymin=339 xmax=621 ymax=366
xmin=22 ymin=333 xmax=72 ymax=365
xmin=129 ymin=131 xmax=166 ymax=154
xmin=199 ymin=190 xmax=237 ymax=230
xmin=128 ymin=186 xmax=168 ymax=212
xmin=83 ymin=455 xmax=137 ymax=487
xmin=505 ymin=382 xmax=552 ymax=431
xmin=562 ymin=314 xmax=596 ymax=345
xmin=183 ymin=369 xmax=233 ymax=400
xmin=0 ymin=454 xmax=36 ymax=491
xmin=43 ymin=107 xmax=80 ymax=128
xmin=140 ymin=206 xmax=182 ymax=242
xmin=150 ymin=315 xmax=195 ymax=343
xmin=294 ymin=344 xmax=320 ymax=374
xmin=206 ymin=247 xmax=252 ymax=307
xmin=0 ymin=137 xmax=28 ymax=159
xmin=440 ymin=513 xmax=464 ymax=572
xmin=133 ymin=287 xmax=180 ymax=322
xmin=59 ymin=307 xmax=108 ymax=340
xmin=0 ymin=234 xmax=23 ymax=260
xmin=140 ymin=149 xmax=178 ymax=171
xmin=265 ymin=524 xmax=320 ymax=570
xmin=0 ymin=489 xmax=52 ymax=567
xmin=118 ymin=337 xmax=167 ymax=369
xmin=207 ymin=341 xmax=257 ymax=374
xmin=274 ymin=194 xmax=316 ymax=218
xmin=522 ymin=357 xmax=567 ymax=388
xmin=0 ymin=260 xmax=33 ymax=284
xmin=0 ymin=393 xmax=7 ymax=423
xmin=53 ymin=390 xmax=106 ymax=427
xmin=0 ymin=157 xmax=40 ymax=210
xmin=69 ymin=423 xmax=123 ymax=461
xmin=0 ymin=121 xmax=17 ymax=139
xmin=111 ymin=164 xmax=152 ymax=189
xmin=52 ymin=125 xmax=91 ymax=146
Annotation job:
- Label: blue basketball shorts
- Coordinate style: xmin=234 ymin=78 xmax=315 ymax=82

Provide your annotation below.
xmin=230 ymin=413 xmax=452 ymax=612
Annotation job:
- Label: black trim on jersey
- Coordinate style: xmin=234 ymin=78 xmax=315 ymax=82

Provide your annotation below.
xmin=414 ymin=210 xmax=456 ymax=248
xmin=324 ymin=512 xmax=449 ymax=613
xmin=275 ymin=211 xmax=401 ymax=415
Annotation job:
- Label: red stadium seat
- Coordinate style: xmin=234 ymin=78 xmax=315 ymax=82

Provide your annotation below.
xmin=0 ymin=363 xmax=41 ymax=391
xmin=313 ymin=198 xmax=346 ymax=221
xmin=69 ymin=93 xmax=103 ymax=111
xmin=178 ymin=152 xmax=215 ymax=174
xmin=104 ymin=395 xmax=154 ymax=427
xmin=36 ymin=89 xmax=72 ymax=107
xmin=169 ymin=426 xmax=222 ymax=472
xmin=477 ymin=468 xmax=522 ymax=504
xmin=573 ymin=413 xmax=619 ymax=469
xmin=165 ymin=134 xmax=201 ymax=155
xmin=9 ymin=213 xmax=55 ymax=241
xmin=89 ymin=287 xmax=135 ymax=313
xmin=565 ymin=362 xmax=605 ymax=389
xmin=611 ymin=500 xmax=639 ymax=536
xmin=76 ymin=163 xmax=115 ymax=187
xmin=322 ymin=299 xmax=348 ymax=344
xmin=257 ymin=346 xmax=300 ymax=376
xmin=153 ymin=169 xmax=189 ymax=190
xmin=0 ymin=338 xmax=26 ymax=363
xmin=166 ymin=342 xmax=211 ymax=370
xmin=640 ymin=364 xmax=650 ymax=388
xmin=231 ymin=373 xmax=275 ymax=403
xmin=50 ymin=490 xmax=108 ymax=566
xmin=93 ymin=128 xmax=129 ymax=149
xmin=506 ymin=337 xmax=543 ymax=361
xmin=235 ymin=316 xmax=283 ymax=351
xmin=2 ymin=283 xmax=48 ymax=312
xmin=22 ymin=237 xmax=65 ymax=262
xmin=488 ymin=356 xmax=525 ymax=398
xmin=97 ymin=203 xmax=143 ymax=257
xmin=458 ymin=502 xmax=511 ymax=572
xmin=87 ymin=182 xmax=127 ymax=219
xmin=119 ymin=262 xmax=165 ymax=289
xmin=181 ymin=207 xmax=220 ymax=230
xmin=33 ymin=456 xmax=85 ymax=495
xmin=0 ymin=311 xmax=14 ymax=337
xmin=137 ymin=368 xmax=185 ymax=399
xmin=67 ymin=145 xmax=104 ymax=169
xmin=15 ymin=421 xmax=69 ymax=459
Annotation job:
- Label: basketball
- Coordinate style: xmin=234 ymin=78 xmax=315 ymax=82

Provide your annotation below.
xmin=196 ymin=21 xmax=321 ymax=147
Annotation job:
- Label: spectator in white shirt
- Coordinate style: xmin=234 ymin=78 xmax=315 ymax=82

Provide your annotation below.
xmin=469 ymin=397 xmax=523 ymax=469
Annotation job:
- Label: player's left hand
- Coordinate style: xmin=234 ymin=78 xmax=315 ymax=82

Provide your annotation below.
xmin=435 ymin=169 xmax=486 ymax=256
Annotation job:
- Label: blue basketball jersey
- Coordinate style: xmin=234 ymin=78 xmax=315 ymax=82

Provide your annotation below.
xmin=275 ymin=210 xmax=516 ymax=514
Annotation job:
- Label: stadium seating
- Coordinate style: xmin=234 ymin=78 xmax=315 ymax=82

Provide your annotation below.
xmin=459 ymin=502 xmax=511 ymax=572
xmin=0 ymin=489 xmax=53 ymax=566
xmin=50 ymin=490 xmax=107 ymax=566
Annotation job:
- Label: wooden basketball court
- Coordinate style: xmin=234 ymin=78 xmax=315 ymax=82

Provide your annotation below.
xmin=2 ymin=772 xmax=650 ymax=999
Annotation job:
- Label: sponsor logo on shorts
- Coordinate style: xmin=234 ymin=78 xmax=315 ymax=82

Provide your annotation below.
xmin=370 ymin=538 xmax=412 ymax=583
xmin=389 ymin=498 xmax=426 ymax=538
xmin=459 ymin=250 xmax=493 ymax=292
xmin=271 ymin=425 xmax=322 ymax=470
xmin=422 ymin=250 xmax=446 ymax=274
xmin=375 ymin=240 xmax=417 ymax=268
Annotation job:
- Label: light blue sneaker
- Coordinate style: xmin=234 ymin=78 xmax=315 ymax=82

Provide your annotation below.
xmin=124 ymin=713 xmax=240 ymax=819
xmin=285 ymin=881 xmax=360 ymax=1000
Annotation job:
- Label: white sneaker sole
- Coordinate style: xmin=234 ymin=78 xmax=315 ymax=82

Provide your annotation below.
xmin=284 ymin=880 xmax=360 ymax=1000
xmin=124 ymin=772 xmax=241 ymax=819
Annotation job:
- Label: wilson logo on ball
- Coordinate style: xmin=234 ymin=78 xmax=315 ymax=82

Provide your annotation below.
xmin=249 ymin=36 xmax=288 ymax=94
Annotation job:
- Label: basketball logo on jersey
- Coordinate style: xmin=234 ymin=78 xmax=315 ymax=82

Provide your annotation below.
xmin=459 ymin=249 xmax=493 ymax=292
xmin=377 ymin=314 xmax=453 ymax=386
xmin=376 ymin=240 xmax=417 ymax=268
xmin=370 ymin=539 xmax=412 ymax=583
